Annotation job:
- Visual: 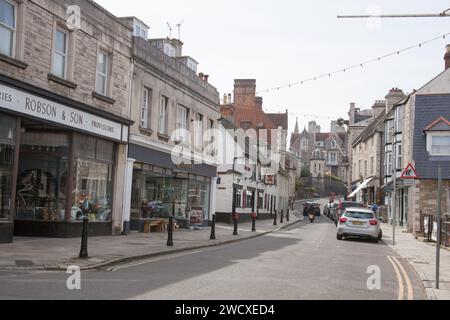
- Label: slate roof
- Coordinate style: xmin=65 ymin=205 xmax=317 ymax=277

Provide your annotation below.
xmin=352 ymin=110 xmax=387 ymax=146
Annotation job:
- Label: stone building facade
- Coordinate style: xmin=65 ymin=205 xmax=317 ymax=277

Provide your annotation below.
xmin=118 ymin=18 xmax=221 ymax=232
xmin=0 ymin=0 xmax=133 ymax=242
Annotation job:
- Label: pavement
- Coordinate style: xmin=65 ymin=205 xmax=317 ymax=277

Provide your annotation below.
xmin=0 ymin=214 xmax=303 ymax=271
xmin=381 ymin=223 xmax=450 ymax=300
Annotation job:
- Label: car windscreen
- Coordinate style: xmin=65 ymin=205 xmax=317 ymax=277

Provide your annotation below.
xmin=345 ymin=211 xmax=374 ymax=219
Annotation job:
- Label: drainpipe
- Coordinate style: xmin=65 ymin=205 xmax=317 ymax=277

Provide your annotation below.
xmin=121 ymin=56 xmax=135 ymax=235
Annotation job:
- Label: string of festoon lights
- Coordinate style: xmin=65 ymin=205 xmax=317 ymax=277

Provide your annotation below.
xmin=254 ymin=32 xmax=450 ymax=95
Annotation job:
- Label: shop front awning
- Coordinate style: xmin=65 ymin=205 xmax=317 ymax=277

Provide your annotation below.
xmin=348 ymin=176 xmax=375 ymax=198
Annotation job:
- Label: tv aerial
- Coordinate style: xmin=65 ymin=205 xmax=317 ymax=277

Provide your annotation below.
xmin=166 ymin=22 xmax=173 ymax=38
xmin=176 ymin=20 xmax=184 ymax=40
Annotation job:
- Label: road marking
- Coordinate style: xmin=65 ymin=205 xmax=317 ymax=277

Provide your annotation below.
xmin=106 ymin=249 xmax=214 ymax=272
xmin=391 ymin=256 xmax=414 ymax=300
xmin=387 ymin=256 xmax=404 ymax=300
xmin=314 ymin=229 xmax=327 ymax=252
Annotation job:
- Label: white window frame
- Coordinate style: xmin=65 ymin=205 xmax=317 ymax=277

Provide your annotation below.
xmin=0 ymin=0 xmax=16 ymax=57
xmin=426 ymin=132 xmax=450 ymax=156
xmin=140 ymin=88 xmax=151 ymax=129
xmin=52 ymin=29 xmax=68 ymax=79
xmin=96 ymin=51 xmax=109 ymax=96
xmin=196 ymin=113 xmax=204 ymax=147
xmin=176 ymin=105 xmax=188 ymax=142
xmin=159 ymin=96 xmax=168 ymax=134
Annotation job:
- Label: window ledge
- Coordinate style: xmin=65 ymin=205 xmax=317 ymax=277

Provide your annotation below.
xmin=139 ymin=127 xmax=153 ymax=136
xmin=47 ymin=74 xmax=77 ymax=89
xmin=157 ymin=132 xmax=170 ymax=142
xmin=0 ymin=53 xmax=28 ymax=69
xmin=92 ymin=91 xmax=115 ymax=105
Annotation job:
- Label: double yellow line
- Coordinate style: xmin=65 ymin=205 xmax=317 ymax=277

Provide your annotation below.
xmin=387 ymin=256 xmax=414 ymax=300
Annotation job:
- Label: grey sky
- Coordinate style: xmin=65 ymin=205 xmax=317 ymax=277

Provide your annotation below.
xmin=97 ymin=0 xmax=450 ymax=135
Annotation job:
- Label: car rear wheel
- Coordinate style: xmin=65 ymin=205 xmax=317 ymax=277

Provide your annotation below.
xmin=337 ymin=234 xmax=343 ymax=240
xmin=378 ymin=230 xmax=383 ymax=241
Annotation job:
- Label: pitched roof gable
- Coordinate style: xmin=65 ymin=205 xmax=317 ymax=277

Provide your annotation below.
xmin=423 ymin=116 xmax=450 ymax=132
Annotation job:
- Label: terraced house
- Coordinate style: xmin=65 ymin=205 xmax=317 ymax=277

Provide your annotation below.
xmin=0 ymin=0 xmax=133 ymax=243
xmin=118 ymin=17 xmax=221 ymax=232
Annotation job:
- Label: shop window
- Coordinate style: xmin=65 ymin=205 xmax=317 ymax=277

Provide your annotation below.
xmin=16 ymin=132 xmax=69 ymax=221
xmin=73 ymin=135 xmax=115 ymax=222
xmin=258 ymin=192 xmax=263 ymax=209
xmin=234 ymin=189 xmax=241 ymax=209
xmin=188 ymin=178 xmax=210 ymax=225
xmin=0 ymin=0 xmax=15 ymax=57
xmin=0 ymin=114 xmax=15 ymax=221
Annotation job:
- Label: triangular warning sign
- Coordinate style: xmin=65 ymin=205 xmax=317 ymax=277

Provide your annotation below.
xmin=401 ymin=163 xmax=419 ymax=179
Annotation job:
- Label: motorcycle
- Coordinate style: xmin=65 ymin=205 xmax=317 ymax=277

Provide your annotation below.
xmin=309 ymin=212 xmax=315 ymax=223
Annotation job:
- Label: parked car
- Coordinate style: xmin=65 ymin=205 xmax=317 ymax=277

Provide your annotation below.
xmin=337 ymin=208 xmax=383 ymax=243
xmin=334 ymin=201 xmax=366 ymax=225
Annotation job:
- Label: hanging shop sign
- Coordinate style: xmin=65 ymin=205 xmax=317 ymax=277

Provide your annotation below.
xmin=0 ymin=83 xmax=127 ymax=142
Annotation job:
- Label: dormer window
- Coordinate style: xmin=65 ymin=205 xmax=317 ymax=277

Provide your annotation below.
xmin=164 ymin=43 xmax=175 ymax=57
xmin=424 ymin=116 xmax=450 ymax=156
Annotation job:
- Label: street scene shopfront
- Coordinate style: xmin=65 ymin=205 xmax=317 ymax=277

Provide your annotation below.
xmin=0 ymin=80 xmax=130 ymax=243
xmin=129 ymin=144 xmax=216 ymax=231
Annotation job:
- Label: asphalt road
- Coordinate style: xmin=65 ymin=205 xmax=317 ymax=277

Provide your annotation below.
xmin=0 ymin=203 xmax=426 ymax=300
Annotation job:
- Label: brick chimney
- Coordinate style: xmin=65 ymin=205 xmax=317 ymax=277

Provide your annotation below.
xmin=445 ymin=44 xmax=450 ymax=70
xmin=385 ymin=88 xmax=406 ymax=112
xmin=203 ymin=74 xmax=209 ymax=82
xmin=234 ymin=79 xmax=256 ymax=107
xmin=255 ymin=96 xmax=263 ymax=110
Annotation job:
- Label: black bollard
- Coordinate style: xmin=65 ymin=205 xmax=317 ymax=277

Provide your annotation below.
xmin=273 ymin=211 xmax=278 ymax=226
xmin=79 ymin=217 xmax=89 ymax=259
xmin=210 ymin=215 xmax=216 ymax=240
xmin=287 ymin=209 xmax=290 ymax=222
xmin=233 ymin=214 xmax=238 ymax=236
xmin=252 ymin=215 xmax=256 ymax=232
xmin=167 ymin=216 xmax=174 ymax=247
xmin=280 ymin=210 xmax=284 ymax=224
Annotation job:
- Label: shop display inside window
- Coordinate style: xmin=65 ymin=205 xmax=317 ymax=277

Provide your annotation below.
xmin=73 ymin=159 xmax=112 ymax=222
xmin=15 ymin=131 xmax=68 ymax=221
xmin=0 ymin=115 xmax=15 ymax=221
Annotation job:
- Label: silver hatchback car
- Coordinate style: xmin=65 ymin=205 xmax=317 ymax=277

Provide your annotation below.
xmin=337 ymin=208 xmax=382 ymax=243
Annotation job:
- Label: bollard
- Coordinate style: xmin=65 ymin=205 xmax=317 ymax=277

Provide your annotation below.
xmin=210 ymin=214 xmax=216 ymax=240
xmin=273 ymin=211 xmax=278 ymax=226
xmin=252 ymin=213 xmax=256 ymax=232
xmin=167 ymin=216 xmax=174 ymax=247
xmin=280 ymin=210 xmax=284 ymax=224
xmin=287 ymin=209 xmax=290 ymax=222
xmin=79 ymin=217 xmax=89 ymax=259
xmin=233 ymin=213 xmax=238 ymax=236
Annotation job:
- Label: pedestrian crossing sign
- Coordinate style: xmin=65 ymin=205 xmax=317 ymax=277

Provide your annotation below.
xmin=401 ymin=163 xmax=418 ymax=179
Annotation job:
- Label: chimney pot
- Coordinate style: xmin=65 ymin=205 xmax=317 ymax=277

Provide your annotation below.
xmin=204 ymin=74 xmax=209 ymax=82
xmin=445 ymin=44 xmax=450 ymax=70
xmin=198 ymin=72 xmax=204 ymax=79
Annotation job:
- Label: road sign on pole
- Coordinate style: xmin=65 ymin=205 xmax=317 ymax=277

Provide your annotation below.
xmin=401 ymin=163 xmax=419 ymax=180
